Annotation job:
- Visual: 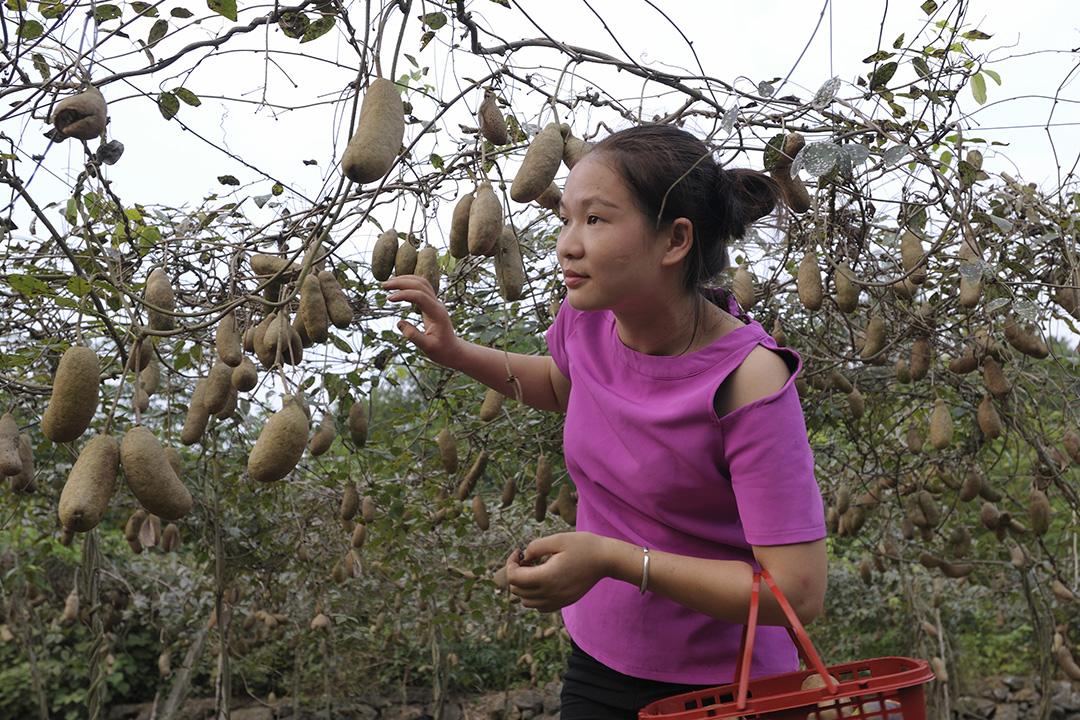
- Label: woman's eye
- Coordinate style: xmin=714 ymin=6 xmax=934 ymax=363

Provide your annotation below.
xmin=558 ymin=216 xmax=568 ymax=225
xmin=587 ymin=215 xmax=600 ymax=225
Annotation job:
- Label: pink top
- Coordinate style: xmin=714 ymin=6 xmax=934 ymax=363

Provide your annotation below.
xmin=544 ymin=288 xmax=826 ymax=685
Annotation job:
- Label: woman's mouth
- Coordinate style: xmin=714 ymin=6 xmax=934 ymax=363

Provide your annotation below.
xmin=563 ymin=270 xmax=588 ymax=288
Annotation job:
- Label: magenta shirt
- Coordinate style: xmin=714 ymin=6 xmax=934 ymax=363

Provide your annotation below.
xmin=544 ymin=288 xmax=826 ymax=685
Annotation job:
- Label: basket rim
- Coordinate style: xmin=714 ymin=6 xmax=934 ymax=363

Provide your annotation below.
xmin=639 ymin=656 xmax=935 ymax=720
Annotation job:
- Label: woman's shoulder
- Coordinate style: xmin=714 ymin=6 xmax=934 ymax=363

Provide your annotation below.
xmin=713 ymin=343 xmax=794 ymax=419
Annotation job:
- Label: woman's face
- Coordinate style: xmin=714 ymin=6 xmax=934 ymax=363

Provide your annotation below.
xmin=556 ymin=154 xmax=676 ymax=313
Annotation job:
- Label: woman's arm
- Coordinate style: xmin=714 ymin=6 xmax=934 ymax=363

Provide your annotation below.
xmin=507 ymin=533 xmax=827 ymax=627
xmin=384 ymin=275 xmax=570 ymax=412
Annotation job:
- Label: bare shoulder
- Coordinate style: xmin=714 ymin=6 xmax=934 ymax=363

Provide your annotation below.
xmin=714 ymin=345 xmax=794 ymax=418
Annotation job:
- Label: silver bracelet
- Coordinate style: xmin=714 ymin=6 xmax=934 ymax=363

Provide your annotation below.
xmin=639 ymin=547 xmax=650 ymax=594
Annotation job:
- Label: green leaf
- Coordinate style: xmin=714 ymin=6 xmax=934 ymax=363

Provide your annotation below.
xmin=170 ymin=6 xmax=193 ymax=17
xmin=420 ymin=11 xmax=446 ymax=29
xmin=971 ymin=72 xmax=987 ymax=105
xmin=6 ymin=274 xmax=49 ymax=297
xmin=157 ymin=91 xmax=180 ymax=120
xmin=300 ymin=14 xmax=333 ymax=42
xmin=64 ymin=198 xmax=79 ymax=224
xmin=920 ymin=0 xmax=938 ymax=14
xmin=429 ymin=153 xmax=443 ymax=170
xmin=419 ymin=30 xmax=435 ymax=50
xmin=174 ymin=87 xmax=201 ymax=106
xmin=271 ymin=182 xmax=284 ymax=196
xmin=487 ymin=0 xmax=509 ymax=6
xmin=217 ymin=175 xmax=239 ymax=186
xmin=912 ymin=57 xmax=931 ymax=79
xmin=963 ymin=29 xmax=991 ymax=40
xmin=17 ymin=19 xmax=43 ymax=39
xmin=277 ymin=10 xmax=308 ymax=38
xmin=892 ymin=33 xmax=905 ymax=49
xmin=39 ymin=0 xmax=65 ymax=18
xmin=5 ymin=0 xmax=28 ymax=10
xmin=147 ymin=18 xmax=168 ymax=46
xmin=67 ymin=276 xmax=90 ymax=297
xmin=868 ymin=61 xmax=898 ymax=90
xmin=862 ymin=50 xmax=894 ymax=63
xmin=32 ymin=53 xmax=49 ymax=81
xmin=984 ymin=68 xmax=1001 ymax=85
xmin=130 ymin=1 xmax=157 ymax=15
xmin=92 ymin=4 xmax=121 ymax=22
xmin=207 ymin=0 xmax=236 ymax=22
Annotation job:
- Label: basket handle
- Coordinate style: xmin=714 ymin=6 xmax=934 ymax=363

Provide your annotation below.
xmin=733 ymin=569 xmax=837 ymax=710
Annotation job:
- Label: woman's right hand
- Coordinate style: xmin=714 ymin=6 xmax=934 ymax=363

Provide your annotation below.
xmin=383 ymin=275 xmax=463 ymax=368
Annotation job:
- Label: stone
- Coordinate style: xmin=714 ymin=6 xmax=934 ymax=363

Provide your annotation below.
xmin=512 ymin=690 xmax=544 ymax=712
xmin=994 ymin=703 xmax=1020 ymax=720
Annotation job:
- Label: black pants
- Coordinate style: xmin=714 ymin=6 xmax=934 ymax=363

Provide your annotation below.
xmin=559 ymin=642 xmax=714 ymax=720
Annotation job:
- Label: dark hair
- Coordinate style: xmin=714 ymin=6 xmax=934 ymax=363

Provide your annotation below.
xmin=592 ymin=124 xmax=782 ymax=293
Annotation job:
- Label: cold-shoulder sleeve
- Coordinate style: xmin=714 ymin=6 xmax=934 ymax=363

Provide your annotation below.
xmin=544 ymin=302 xmax=580 ymax=379
xmin=718 ymin=347 xmax=826 ymax=546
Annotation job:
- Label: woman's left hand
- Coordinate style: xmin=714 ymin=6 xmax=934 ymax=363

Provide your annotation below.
xmin=505 ymin=532 xmax=611 ymax=612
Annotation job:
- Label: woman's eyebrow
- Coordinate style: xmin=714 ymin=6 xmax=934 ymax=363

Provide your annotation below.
xmin=559 ymin=195 xmax=620 ymax=212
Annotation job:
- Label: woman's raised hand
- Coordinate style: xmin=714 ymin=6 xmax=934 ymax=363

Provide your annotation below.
xmin=383 ymin=275 xmax=463 ymax=368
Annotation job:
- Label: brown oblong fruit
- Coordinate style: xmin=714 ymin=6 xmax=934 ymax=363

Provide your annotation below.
xmin=479 ymin=388 xmax=504 ymax=422
xmin=511 ymin=122 xmax=564 ymax=204
xmin=468 ymin=183 xmax=502 ymax=256
xmin=394 ymin=237 xmax=418 ymax=276
xmin=500 ymin=475 xmax=516 ymax=508
xmin=437 ymin=428 xmax=457 ymax=474
xmin=361 ymin=495 xmax=376 ymax=523
xmin=340 ymin=484 xmax=359 ymax=521
xmin=561 ymin=125 xmax=594 ymax=170
xmin=180 ymin=378 xmax=210 ymax=446
xmin=348 ymin=399 xmax=368 ymax=447
xmin=732 ymin=265 xmax=755 ymax=310
xmin=535 ymin=454 xmax=552 ymax=496
xmin=247 ymin=398 xmax=309 ymax=482
xmin=144 ymin=268 xmax=176 ymax=331
xmin=351 ymin=523 xmax=367 ymax=549
xmin=161 ymin=523 xmax=180 ymax=552
xmin=982 ymin=357 xmax=1010 ymax=397
xmin=371 ymin=229 xmax=398 ymax=281
xmin=52 ymin=85 xmax=106 ymax=140
xmin=797 ymin=252 xmax=822 ymax=311
xmin=10 ymin=434 xmax=35 ymax=492
xmin=472 ymin=495 xmax=490 ymax=531
xmin=299 ymin=274 xmax=329 ymax=344
xmin=415 ymin=246 xmax=441 ymax=295
xmin=121 ymin=425 xmax=192 ymax=520
xmin=929 ymin=398 xmax=953 ymax=450
xmin=860 ymin=313 xmax=886 ymax=361
xmin=126 ymin=336 xmax=154 ymax=372
xmin=847 ymin=388 xmax=864 ymax=419
xmin=449 ymin=193 xmax=473 ymax=259
xmin=900 ymin=230 xmax=927 ymax=285
xmin=252 ymin=312 xmax=277 ymax=368
xmin=535 ymin=183 xmax=561 ymax=212
xmin=456 ymin=450 xmax=488 ymax=501
xmin=1029 ymin=489 xmax=1051 ymax=536
xmin=43 ymin=345 xmax=100 ymax=443
xmin=341 ymin=77 xmax=405 ymax=184
xmin=976 ymin=395 xmax=1002 ymax=439
xmin=1002 ymin=315 xmax=1049 ymax=359
xmin=1065 ymin=429 xmax=1080 ymax=465
xmin=478 ymin=89 xmax=509 ymax=146
xmin=318 ymin=271 xmax=353 ymax=329
xmin=214 ymin=311 xmax=242 ymax=367
xmin=58 ymin=434 xmax=119 ymax=533
xmin=140 ymin=354 xmax=161 ymax=397
xmin=0 ymin=413 xmax=21 ymax=476
xmin=834 ymin=261 xmax=859 ymax=313
xmin=768 ymin=133 xmax=811 ymax=213
xmin=308 ymin=414 xmax=336 ymax=456
xmin=556 ymin=483 xmax=577 ymax=526
xmin=250 ymin=253 xmax=298 ymax=278
xmin=232 ymin=356 xmax=258 ymax=393
xmin=910 ymin=336 xmax=931 ymax=381
xmin=203 ymin=361 xmax=233 ymax=415
xmin=495 ymin=226 xmax=525 ymax=301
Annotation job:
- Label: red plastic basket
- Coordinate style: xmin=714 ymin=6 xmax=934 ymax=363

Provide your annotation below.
xmin=639 ymin=570 xmax=934 ymax=720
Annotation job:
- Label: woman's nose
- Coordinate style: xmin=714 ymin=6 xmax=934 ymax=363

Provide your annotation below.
xmin=556 ymin=225 xmax=581 ymax=261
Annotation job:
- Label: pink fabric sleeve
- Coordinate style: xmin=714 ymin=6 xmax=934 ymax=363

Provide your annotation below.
xmin=718 ymin=369 xmax=827 ymax=546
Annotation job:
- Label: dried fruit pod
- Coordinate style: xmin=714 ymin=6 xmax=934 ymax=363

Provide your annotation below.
xmin=0 ymin=414 xmax=22 ymax=476
xmin=533 ymin=493 xmax=548 ymax=522
xmin=43 ymin=346 xmax=100 ymax=443
xmin=828 ymin=370 xmax=853 ymax=394
xmin=561 ymin=125 xmax=593 ymax=170
xmin=847 ymin=388 xmax=865 ymax=419
xmin=144 ymin=268 xmax=176 ymax=331
xmin=479 ymin=388 xmax=504 ymax=422
xmin=139 ymin=354 xmax=161 ymax=398
xmin=1052 ymin=633 xmax=1080 ymax=681
xmin=456 ymin=450 xmax=488 ymax=501
xmin=371 ymin=229 xmax=399 ymax=282
xmin=247 ymin=399 xmax=309 ymax=482
xmin=351 ymin=523 xmax=367 ymax=549
xmin=125 ymin=336 xmax=154 ymax=373
xmin=905 ymin=424 xmax=924 ymax=453
xmin=232 ymin=357 xmax=258 ymax=393
xmin=250 ymin=253 xmax=298 ymax=279
xmin=930 ymin=657 xmax=948 ymax=683
xmin=51 ymin=85 xmax=107 ymax=140
xmin=140 ymin=513 xmax=162 ymax=548
xmin=947 ymin=525 xmax=971 ymax=557
xmin=60 ymin=589 xmax=79 ymax=625
xmin=299 ymin=274 xmax=329 ymax=344
xmin=860 ymin=313 xmax=886 ymax=361
xmin=58 ymin=434 xmax=119 ymax=533
xmin=917 ymin=490 xmax=941 ymax=526
xmin=449 ymin=193 xmax=473 ymax=259
xmin=395 ymin=237 xmax=418 ymax=276
xmin=1051 ymin=579 xmax=1077 ymax=603
xmin=534 ymin=454 xmax=553 ymax=496
xmin=318 ymin=271 xmax=353 ymax=329
xmin=909 ymin=336 xmax=931 ymax=381
xmin=556 ymin=483 xmax=577 ymax=526
xmin=894 ymin=358 xmax=911 ymax=384
xmin=477 ymin=89 xmax=509 ymax=146
xmin=928 ymin=398 xmax=953 ymax=450
xmin=310 ymin=612 xmax=332 ymax=632
xmin=732 ymin=265 xmax=755 ymax=310
xmin=948 ymin=346 xmax=978 ymax=374
xmin=1065 ymin=429 xmax=1080 ymax=465
xmin=900 ymin=230 xmax=927 ymax=285
xmin=124 ymin=508 xmax=147 ymax=543
xmin=180 ymin=378 xmax=211 ymax=446
xmin=214 ymin=384 xmax=238 ymax=421
xmin=500 ymin=475 xmax=517 ymax=508
xmin=468 ymin=183 xmax=502 ymax=256
xmin=980 ymin=501 xmax=1001 ymax=531
xmin=341 ymin=77 xmax=404 ymax=184
xmin=161 ymin=523 xmax=180 ymax=552
xmin=10 ymin=434 xmax=35 ymax=492
xmin=415 ymin=246 xmax=441 ymax=295
xmin=768 ymin=133 xmax=811 ymax=213
xmin=982 ymin=357 xmax=1010 ymax=397
xmin=308 ymin=414 xmax=336 ymax=457
xmin=340 ymin=484 xmax=360 ymax=521
xmin=121 ymin=426 xmax=192 ymax=521
xmin=252 ymin=312 xmax=277 ymax=368
xmin=797 ymin=252 xmax=823 ymax=311
xmin=211 ymin=311 xmax=241 ymax=367
xmin=1029 ymin=489 xmax=1051 ymax=536
xmin=472 ymin=495 xmax=489 ymax=531
xmin=436 ymin=428 xmax=458 ymax=474
xmin=535 ymin=182 xmax=562 ymax=211
xmin=494 ymin=226 xmax=525 ymax=302
xmin=959 ymin=468 xmax=983 ymax=502
xmin=361 ymin=495 xmax=376 ymax=523
xmin=348 ymin=399 xmax=368 ymax=447
xmin=834 ymin=261 xmax=859 ymax=313
xmin=1002 ymin=315 xmax=1049 ymax=359
xmin=511 ymin=122 xmax=564 ymax=204
xmin=976 ymin=395 xmax=1002 ymax=439
xmin=1052 ymin=266 xmax=1080 ymax=319
xmin=203 ymin=361 xmax=233 ymax=415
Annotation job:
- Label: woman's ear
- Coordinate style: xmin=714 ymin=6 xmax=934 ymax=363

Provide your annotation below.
xmin=661 ymin=217 xmax=694 ymax=267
